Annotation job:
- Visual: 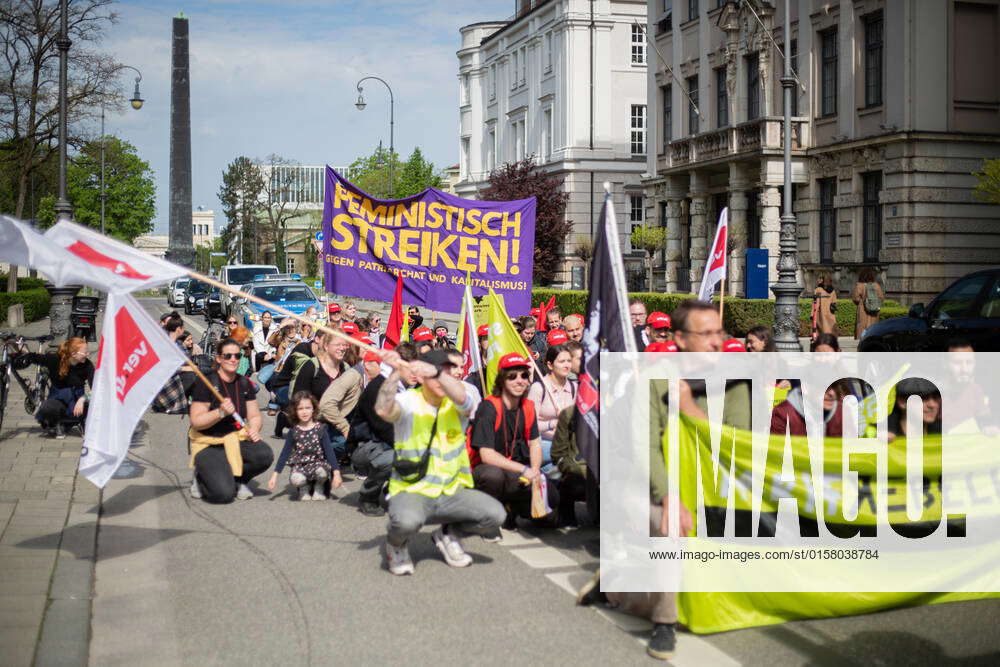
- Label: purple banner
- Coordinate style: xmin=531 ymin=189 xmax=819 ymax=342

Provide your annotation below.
xmin=321 ymin=167 xmax=536 ymax=313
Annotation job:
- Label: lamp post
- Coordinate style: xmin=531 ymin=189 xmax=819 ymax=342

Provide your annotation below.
xmin=52 ymin=0 xmax=72 ymax=223
xmin=770 ymin=0 xmax=803 ymax=351
xmin=100 ymin=65 xmax=144 ymax=237
xmin=354 ymin=76 xmax=394 ymax=198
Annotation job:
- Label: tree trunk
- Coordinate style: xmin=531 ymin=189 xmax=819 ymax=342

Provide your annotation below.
xmin=647 ymin=255 xmax=654 ymax=293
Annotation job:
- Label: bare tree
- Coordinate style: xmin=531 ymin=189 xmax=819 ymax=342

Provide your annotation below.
xmin=258 ymin=154 xmax=302 ymax=271
xmin=572 ymin=234 xmax=594 ymax=285
xmin=1 ymin=0 xmax=121 ymax=290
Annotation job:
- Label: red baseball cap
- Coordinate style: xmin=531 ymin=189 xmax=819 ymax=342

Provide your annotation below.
xmin=546 ymin=329 xmax=569 ymax=345
xmin=645 ymin=341 xmax=678 ymax=353
xmin=647 ymin=312 xmax=671 ymax=330
xmin=412 ymin=327 xmax=434 ymax=342
xmin=498 ymin=352 xmax=530 ymax=369
xmin=477 ymin=324 xmax=489 ymax=338
xmin=723 ymin=338 xmax=746 ymax=352
xmin=363 ymin=350 xmax=381 ymax=363
xmin=341 ymin=322 xmax=359 ymax=335
xmin=353 ymin=333 xmax=375 ymax=346
xmin=328 ymin=302 xmax=341 ymax=313
xmin=530 ymin=307 xmax=540 ymax=317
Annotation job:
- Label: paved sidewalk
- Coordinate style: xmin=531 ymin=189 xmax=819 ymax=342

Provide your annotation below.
xmin=0 ymin=316 xmax=100 ymax=667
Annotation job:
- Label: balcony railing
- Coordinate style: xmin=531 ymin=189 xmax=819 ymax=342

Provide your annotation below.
xmin=661 ymin=116 xmax=809 ymax=169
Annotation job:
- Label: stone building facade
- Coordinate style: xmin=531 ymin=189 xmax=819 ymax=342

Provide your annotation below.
xmin=643 ymin=0 xmax=1000 ymax=305
xmin=457 ymin=0 xmax=651 ymax=288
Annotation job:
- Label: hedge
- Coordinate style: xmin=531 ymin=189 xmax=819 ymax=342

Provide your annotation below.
xmin=531 ymin=288 xmax=905 ymax=338
xmin=0 ymin=274 xmax=47 ymax=291
xmin=0 ymin=288 xmax=52 ymax=323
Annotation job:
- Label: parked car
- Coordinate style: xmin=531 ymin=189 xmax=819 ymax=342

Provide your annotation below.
xmin=218 ymin=264 xmax=278 ymax=314
xmin=233 ymin=280 xmax=325 ymax=330
xmin=183 ymin=278 xmax=211 ymax=315
xmin=858 ymin=268 xmax=1000 ymax=352
xmin=167 ymin=277 xmax=190 ymax=307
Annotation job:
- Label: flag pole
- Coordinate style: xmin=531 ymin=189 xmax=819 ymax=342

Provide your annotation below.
xmin=185 ymin=269 xmax=379 ymax=356
xmin=183 ymin=360 xmax=246 ymax=428
xmin=719 ymin=272 xmax=726 ymax=325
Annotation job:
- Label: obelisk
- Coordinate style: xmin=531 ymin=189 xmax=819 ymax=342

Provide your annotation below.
xmin=167 ymin=12 xmax=194 ymax=267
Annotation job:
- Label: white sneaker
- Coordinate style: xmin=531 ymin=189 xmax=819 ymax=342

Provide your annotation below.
xmin=432 ymin=527 xmax=473 ymax=568
xmin=236 ymin=483 xmax=253 ymax=500
xmin=386 ymin=542 xmax=414 ymax=576
xmin=311 ymin=486 xmax=327 ymax=501
xmin=189 ymin=479 xmax=202 ymax=499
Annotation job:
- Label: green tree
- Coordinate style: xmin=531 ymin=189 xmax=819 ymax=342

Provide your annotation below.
xmin=37 ymin=136 xmax=155 ymax=242
xmin=481 ymin=158 xmax=571 ymax=286
xmin=973 ymin=158 xmax=1000 ymax=205
xmin=218 ymin=156 xmax=264 ymax=263
xmin=396 ymin=147 xmax=442 ymax=196
xmin=346 ymin=143 xmax=400 ymax=199
xmin=630 ymin=224 xmax=666 ymax=292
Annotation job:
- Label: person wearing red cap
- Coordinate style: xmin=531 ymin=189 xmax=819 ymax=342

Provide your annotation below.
xmin=645 ymin=312 xmax=672 ymax=347
xmin=327 ymin=302 xmax=342 ymax=325
xmin=412 ymin=326 xmax=435 ymax=355
xmin=644 ymin=341 xmax=678 ymax=353
xmin=470 ymin=353 xmax=558 ymax=528
xmin=722 ymin=338 xmax=745 ymax=353
xmin=341 ymin=321 xmax=359 ymax=336
xmin=374 ymin=347 xmax=503 ymax=575
xmin=464 ymin=324 xmax=492 ymax=399
xmin=546 ymin=329 xmax=569 ymax=346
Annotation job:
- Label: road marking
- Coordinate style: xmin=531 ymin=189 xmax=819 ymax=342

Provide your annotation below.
xmin=498 ymin=529 xmax=542 ymax=547
xmin=508 ymin=545 xmax=578 ymax=569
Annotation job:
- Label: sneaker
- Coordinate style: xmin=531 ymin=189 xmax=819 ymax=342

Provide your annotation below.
xmin=575 ymin=569 xmax=607 ymax=607
xmin=55 ymin=423 xmax=66 ymax=440
xmin=300 ymin=482 xmax=314 ymax=501
xmin=311 ymin=486 xmax=327 ymax=501
xmin=432 ymin=527 xmax=473 ymax=568
xmin=236 ymin=483 xmax=253 ymax=500
xmin=386 ymin=542 xmax=414 ymax=576
xmin=189 ymin=478 xmax=202 ymax=499
xmin=647 ymin=623 xmax=677 ymax=661
xmin=359 ymin=501 xmax=386 ymax=517
xmin=481 ymin=532 xmax=503 ymax=544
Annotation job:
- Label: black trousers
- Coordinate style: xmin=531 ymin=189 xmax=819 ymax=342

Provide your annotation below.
xmin=194 ymin=441 xmax=274 ymax=504
xmin=472 ymin=463 xmax=559 ymax=519
xmin=36 ymin=398 xmax=86 ymax=429
xmin=350 ymin=440 xmax=394 ymax=504
xmin=558 ymin=472 xmax=588 ymax=523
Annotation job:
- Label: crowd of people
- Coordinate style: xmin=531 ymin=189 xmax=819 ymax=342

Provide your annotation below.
xmin=37 ymin=287 xmax=980 ymax=662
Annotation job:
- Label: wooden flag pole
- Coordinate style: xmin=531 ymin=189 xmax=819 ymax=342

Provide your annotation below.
xmin=185 ymin=270 xmax=379 ymax=357
xmin=719 ymin=274 xmax=726 ymax=325
xmin=183 ymin=360 xmax=247 ymax=428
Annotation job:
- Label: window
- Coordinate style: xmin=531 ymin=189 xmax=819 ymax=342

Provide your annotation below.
xmin=687 ymin=75 xmax=699 ymax=135
xmin=630 ymin=194 xmax=644 ymax=238
xmin=461 ymin=73 xmax=469 ymax=105
xmin=512 ymin=119 xmax=526 ymax=160
xmin=461 ymin=137 xmax=470 ymax=179
xmin=487 ymin=128 xmax=496 ymax=171
xmin=928 ymin=273 xmax=992 ymax=320
xmin=490 ymin=64 xmax=496 ymax=99
xmin=511 ymin=52 xmax=518 ymax=89
xmin=864 ymin=13 xmax=883 ymax=107
xmin=630 ymin=104 xmax=646 ymax=156
xmin=520 ymin=46 xmax=527 ymax=84
xmin=657 ymin=0 xmax=673 ymax=34
xmin=819 ymin=178 xmax=836 ymax=263
xmin=631 ymin=24 xmax=645 ymax=64
xmin=821 ymin=28 xmax=838 ymax=116
xmin=715 ymin=67 xmax=728 ymax=127
xmin=285 ymin=257 xmax=296 ymax=273
xmin=790 ymin=39 xmax=799 ymax=116
xmin=688 ymin=0 xmax=698 ymax=21
xmin=662 ymin=84 xmax=672 ymax=149
xmin=544 ymin=32 xmax=553 ymax=72
xmin=747 ymin=189 xmax=761 ymax=248
xmin=862 ymin=171 xmax=882 ymax=263
xmin=746 ymin=53 xmax=760 ymax=120
xmin=543 ymin=108 xmax=553 ymax=161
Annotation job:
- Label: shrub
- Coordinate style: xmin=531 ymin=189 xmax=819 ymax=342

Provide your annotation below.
xmin=529 ymin=288 xmax=908 ymax=337
xmin=0 ymin=274 xmax=47 ymax=291
xmin=0 ymin=288 xmax=52 ymax=323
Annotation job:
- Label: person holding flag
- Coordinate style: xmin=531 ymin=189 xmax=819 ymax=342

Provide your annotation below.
xmin=697 ymin=207 xmax=728 ymax=310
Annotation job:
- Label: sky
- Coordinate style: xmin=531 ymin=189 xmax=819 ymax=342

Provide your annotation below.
xmin=101 ymin=0 xmax=512 ymax=235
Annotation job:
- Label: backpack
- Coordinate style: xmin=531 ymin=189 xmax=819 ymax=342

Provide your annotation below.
xmin=863 ymin=283 xmax=882 ymax=315
xmin=465 ymin=396 xmax=536 ymax=469
xmin=288 ymin=354 xmax=317 ymax=392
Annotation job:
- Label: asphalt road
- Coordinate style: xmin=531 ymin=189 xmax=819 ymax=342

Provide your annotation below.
xmin=85 ymin=300 xmax=1000 ymax=666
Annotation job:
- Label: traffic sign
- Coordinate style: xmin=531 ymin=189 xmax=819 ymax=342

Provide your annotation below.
xmin=314 ymin=280 xmax=322 ymax=289
xmin=210 ymin=252 xmax=226 ymax=257
xmin=315 ymin=231 xmax=324 ymax=241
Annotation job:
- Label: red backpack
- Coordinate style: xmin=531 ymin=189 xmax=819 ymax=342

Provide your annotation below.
xmin=466 ymin=395 xmax=536 ymax=469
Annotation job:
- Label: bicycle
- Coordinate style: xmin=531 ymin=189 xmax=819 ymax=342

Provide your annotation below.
xmin=198 ymin=317 xmax=227 ymax=358
xmin=0 ymin=332 xmax=53 ymax=435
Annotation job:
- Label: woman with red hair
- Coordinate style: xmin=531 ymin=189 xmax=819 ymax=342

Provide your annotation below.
xmin=20 ymin=337 xmax=93 ymax=438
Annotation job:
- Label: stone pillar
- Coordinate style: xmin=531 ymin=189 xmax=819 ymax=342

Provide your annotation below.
xmin=688 ymin=172 xmax=708 ymax=294
xmin=728 ymin=163 xmax=749 ymax=296
xmin=760 ymin=185 xmax=781 ymax=285
xmin=44 ymin=284 xmax=82 ymax=346
xmin=664 ymin=198 xmax=683 ymax=293
xmin=167 ymin=14 xmax=195 ymax=268
xmin=758 ymin=4 xmax=774 ymax=117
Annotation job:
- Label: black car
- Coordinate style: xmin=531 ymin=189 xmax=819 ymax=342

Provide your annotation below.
xmin=184 ymin=278 xmax=211 ymax=315
xmin=858 ymin=268 xmax=1000 ymax=352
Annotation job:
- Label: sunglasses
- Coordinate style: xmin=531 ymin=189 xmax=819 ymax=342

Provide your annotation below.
xmin=505 ymin=370 xmax=531 ymax=380
xmin=219 ymin=352 xmax=240 ymax=360
xmin=226 ymin=320 xmax=237 ymax=325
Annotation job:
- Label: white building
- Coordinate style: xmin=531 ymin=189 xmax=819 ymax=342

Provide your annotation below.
xmin=192 ymin=207 xmax=216 ymax=248
xmin=458 ymin=0 xmax=650 ymax=287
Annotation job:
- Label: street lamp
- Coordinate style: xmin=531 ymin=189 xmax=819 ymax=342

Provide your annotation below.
xmin=354 ymin=76 xmax=394 ymax=198
xmin=100 ymin=65 xmax=143 ymax=237
xmin=770 ymin=0 xmax=803 ymax=350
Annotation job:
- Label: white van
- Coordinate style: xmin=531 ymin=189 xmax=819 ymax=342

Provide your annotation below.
xmin=219 ymin=264 xmax=278 ymax=314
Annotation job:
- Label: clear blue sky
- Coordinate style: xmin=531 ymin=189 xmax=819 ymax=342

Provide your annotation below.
xmin=102 ymin=1 xmax=512 ymax=234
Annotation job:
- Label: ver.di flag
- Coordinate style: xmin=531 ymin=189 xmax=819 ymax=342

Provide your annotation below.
xmin=697 ymin=207 xmax=728 ymax=301
xmin=575 ymin=194 xmax=635 ymax=480
xmin=45 ymin=220 xmax=186 ymax=293
xmin=0 ymin=215 xmax=89 ymax=287
xmin=79 ymin=292 xmax=188 ymax=488
xmin=456 ymin=278 xmax=484 ymax=384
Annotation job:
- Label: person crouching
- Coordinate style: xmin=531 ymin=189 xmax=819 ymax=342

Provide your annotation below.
xmin=267 ymin=391 xmax=343 ymax=501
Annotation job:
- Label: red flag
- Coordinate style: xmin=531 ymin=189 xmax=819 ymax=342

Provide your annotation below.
xmin=536 ymin=296 xmax=557 ymax=331
xmin=383 ymin=274 xmax=404 ymax=350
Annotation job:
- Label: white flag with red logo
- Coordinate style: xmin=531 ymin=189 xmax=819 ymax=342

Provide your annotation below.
xmin=44 ymin=220 xmax=186 ymax=293
xmin=697 ymin=207 xmax=728 ymax=301
xmin=0 ymin=214 xmax=86 ymax=286
xmin=78 ymin=292 xmax=188 ymax=488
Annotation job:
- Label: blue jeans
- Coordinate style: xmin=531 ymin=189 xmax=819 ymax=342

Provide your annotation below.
xmin=274 ymin=385 xmax=290 ymax=408
xmin=326 ymin=426 xmax=347 ymax=461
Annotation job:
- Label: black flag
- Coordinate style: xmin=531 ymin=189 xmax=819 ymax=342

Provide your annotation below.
xmin=574 ymin=194 xmax=635 ymax=480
